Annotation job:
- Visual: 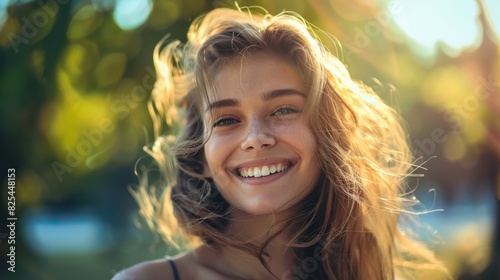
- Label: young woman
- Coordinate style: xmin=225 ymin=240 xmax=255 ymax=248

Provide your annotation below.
xmin=113 ymin=7 xmax=448 ymax=280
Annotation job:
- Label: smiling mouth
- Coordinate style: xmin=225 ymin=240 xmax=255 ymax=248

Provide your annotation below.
xmin=237 ymin=163 xmax=289 ymax=178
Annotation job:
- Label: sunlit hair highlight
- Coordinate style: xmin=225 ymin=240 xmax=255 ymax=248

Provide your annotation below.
xmin=137 ymin=6 xmax=449 ymax=280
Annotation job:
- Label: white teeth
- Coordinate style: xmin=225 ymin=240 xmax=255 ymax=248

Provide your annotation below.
xmin=261 ymin=166 xmax=270 ymax=176
xmin=270 ymin=165 xmax=276 ymax=173
xmin=254 ymin=167 xmax=261 ymax=177
xmin=241 ymin=169 xmax=248 ymax=177
xmin=238 ymin=163 xmax=289 ymax=178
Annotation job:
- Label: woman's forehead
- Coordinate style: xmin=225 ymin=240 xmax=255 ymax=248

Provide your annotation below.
xmin=206 ymin=52 xmax=305 ymax=101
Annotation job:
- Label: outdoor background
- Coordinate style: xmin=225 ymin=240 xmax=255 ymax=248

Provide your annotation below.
xmin=0 ymin=0 xmax=499 ymax=279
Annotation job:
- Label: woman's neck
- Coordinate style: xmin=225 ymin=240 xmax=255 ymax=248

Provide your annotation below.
xmin=228 ymin=209 xmax=293 ymax=243
xmin=196 ymin=209 xmax=297 ymax=279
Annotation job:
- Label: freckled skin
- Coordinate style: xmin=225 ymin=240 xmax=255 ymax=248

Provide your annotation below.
xmin=203 ymin=52 xmax=320 ymax=215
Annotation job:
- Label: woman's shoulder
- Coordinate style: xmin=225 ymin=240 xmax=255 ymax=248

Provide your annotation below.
xmin=112 ymin=251 xmax=195 ymax=280
xmin=111 ymin=246 xmax=233 ymax=280
xmin=112 ymin=257 xmax=176 ymax=280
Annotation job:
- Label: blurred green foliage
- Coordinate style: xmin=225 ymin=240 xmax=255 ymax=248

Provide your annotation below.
xmin=0 ymin=0 xmax=499 ymax=279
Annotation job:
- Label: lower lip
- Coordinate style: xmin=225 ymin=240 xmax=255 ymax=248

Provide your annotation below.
xmin=235 ymin=166 xmax=291 ymax=185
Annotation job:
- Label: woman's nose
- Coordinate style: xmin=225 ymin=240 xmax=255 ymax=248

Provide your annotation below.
xmin=240 ymin=119 xmax=276 ymax=151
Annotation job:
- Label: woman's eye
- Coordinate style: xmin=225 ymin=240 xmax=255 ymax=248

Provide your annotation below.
xmin=273 ymin=105 xmax=299 ymax=116
xmin=213 ymin=117 xmax=239 ymax=127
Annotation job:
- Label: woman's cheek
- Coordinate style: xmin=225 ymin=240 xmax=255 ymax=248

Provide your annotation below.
xmin=204 ymin=133 xmax=234 ymax=171
xmin=272 ymin=119 xmax=309 ymax=137
xmin=270 ymin=118 xmax=298 ymax=133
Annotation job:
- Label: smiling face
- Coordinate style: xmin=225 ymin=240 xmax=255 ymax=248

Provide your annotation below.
xmin=203 ymin=52 xmax=321 ymax=215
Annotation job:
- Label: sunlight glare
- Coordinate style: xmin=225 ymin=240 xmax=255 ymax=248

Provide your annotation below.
xmin=484 ymin=0 xmax=500 ymax=40
xmin=390 ymin=0 xmax=481 ymax=58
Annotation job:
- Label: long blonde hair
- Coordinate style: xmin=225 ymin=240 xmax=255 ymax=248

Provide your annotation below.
xmin=136 ymin=6 xmax=448 ymax=280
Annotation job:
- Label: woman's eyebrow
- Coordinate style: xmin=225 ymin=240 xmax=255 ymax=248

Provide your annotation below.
xmin=206 ymin=98 xmax=239 ymax=111
xmin=206 ymin=88 xmax=305 ymax=111
xmin=261 ymin=88 xmax=306 ymax=101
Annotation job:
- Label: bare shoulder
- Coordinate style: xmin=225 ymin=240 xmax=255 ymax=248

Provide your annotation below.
xmin=111 ymin=247 xmax=230 ymax=280
xmin=111 ymin=256 xmax=181 ymax=280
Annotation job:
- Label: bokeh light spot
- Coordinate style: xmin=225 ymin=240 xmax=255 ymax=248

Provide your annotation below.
xmin=0 ymin=0 xmax=9 ymax=30
xmin=147 ymin=0 xmax=179 ymax=29
xmin=31 ymin=48 xmax=45 ymax=79
xmin=17 ymin=170 xmax=43 ymax=206
xmin=0 ymin=16 xmax=20 ymax=47
xmin=421 ymin=66 xmax=476 ymax=110
xmin=45 ymin=75 xmax=117 ymax=174
xmin=67 ymin=4 xmax=103 ymax=41
xmin=62 ymin=41 xmax=100 ymax=79
xmin=113 ymin=0 xmax=152 ymax=31
xmin=443 ymin=132 xmax=467 ymax=162
xmin=97 ymin=16 xmax=133 ymax=50
xmin=94 ymin=52 xmax=127 ymax=87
